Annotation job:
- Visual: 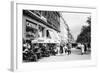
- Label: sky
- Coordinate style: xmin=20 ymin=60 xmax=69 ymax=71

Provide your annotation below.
xmin=62 ymin=12 xmax=91 ymax=40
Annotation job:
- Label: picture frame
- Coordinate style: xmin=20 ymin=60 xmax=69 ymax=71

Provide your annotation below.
xmin=11 ymin=1 xmax=97 ymax=71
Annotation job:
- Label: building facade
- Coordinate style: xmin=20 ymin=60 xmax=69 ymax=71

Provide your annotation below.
xmin=60 ymin=13 xmax=74 ymax=45
xmin=22 ymin=10 xmax=60 ymax=43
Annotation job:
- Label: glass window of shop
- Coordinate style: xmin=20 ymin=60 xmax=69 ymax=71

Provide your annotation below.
xmin=25 ymin=20 xmax=38 ymax=40
xmin=46 ymin=30 xmax=51 ymax=39
xmin=38 ymin=25 xmax=45 ymax=38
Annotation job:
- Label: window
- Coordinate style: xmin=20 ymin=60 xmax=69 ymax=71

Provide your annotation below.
xmin=46 ymin=30 xmax=51 ymax=38
xmin=25 ymin=20 xmax=38 ymax=39
xmin=38 ymin=25 xmax=45 ymax=37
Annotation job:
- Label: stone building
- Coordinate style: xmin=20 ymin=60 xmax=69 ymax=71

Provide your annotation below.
xmin=22 ymin=10 xmax=60 ymax=43
xmin=60 ymin=13 xmax=74 ymax=45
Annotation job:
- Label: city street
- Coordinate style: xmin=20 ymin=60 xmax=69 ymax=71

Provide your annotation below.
xmin=22 ymin=10 xmax=91 ymax=63
xmin=38 ymin=49 xmax=91 ymax=62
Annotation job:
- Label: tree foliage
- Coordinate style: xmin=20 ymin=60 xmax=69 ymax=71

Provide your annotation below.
xmin=76 ymin=17 xmax=91 ymax=48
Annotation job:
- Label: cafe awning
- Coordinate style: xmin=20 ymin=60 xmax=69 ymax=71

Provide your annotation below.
xmin=31 ymin=37 xmax=59 ymax=43
xmin=31 ymin=37 xmax=47 ymax=43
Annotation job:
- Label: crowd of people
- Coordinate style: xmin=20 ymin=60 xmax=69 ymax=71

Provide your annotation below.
xmin=23 ymin=39 xmax=90 ymax=62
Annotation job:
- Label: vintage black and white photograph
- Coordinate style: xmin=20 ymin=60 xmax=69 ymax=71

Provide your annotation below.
xmin=22 ymin=9 xmax=91 ymax=62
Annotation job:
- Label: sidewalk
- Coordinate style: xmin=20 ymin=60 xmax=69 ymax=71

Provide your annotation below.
xmin=38 ymin=49 xmax=91 ymax=62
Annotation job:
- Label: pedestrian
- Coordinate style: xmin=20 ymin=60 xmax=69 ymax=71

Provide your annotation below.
xmin=62 ymin=45 xmax=65 ymax=55
xmin=60 ymin=45 xmax=63 ymax=54
xmin=63 ymin=44 xmax=68 ymax=55
xmin=56 ymin=45 xmax=60 ymax=55
xmin=81 ymin=43 xmax=84 ymax=55
xmin=84 ymin=43 xmax=87 ymax=54
xmin=67 ymin=43 xmax=71 ymax=55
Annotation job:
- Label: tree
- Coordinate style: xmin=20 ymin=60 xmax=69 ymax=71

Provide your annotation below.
xmin=76 ymin=16 xmax=91 ymax=48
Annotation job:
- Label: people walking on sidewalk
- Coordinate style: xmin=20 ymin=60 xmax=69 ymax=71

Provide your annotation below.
xmin=81 ymin=43 xmax=85 ymax=55
xmin=84 ymin=43 xmax=87 ymax=54
xmin=67 ymin=43 xmax=71 ymax=55
xmin=63 ymin=44 xmax=68 ymax=55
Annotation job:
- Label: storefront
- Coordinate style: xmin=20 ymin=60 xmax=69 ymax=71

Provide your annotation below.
xmin=22 ymin=10 xmax=61 ymax=62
